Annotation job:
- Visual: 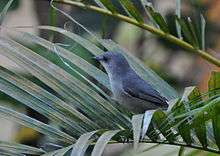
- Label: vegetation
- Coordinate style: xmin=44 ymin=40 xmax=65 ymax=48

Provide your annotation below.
xmin=0 ymin=0 xmax=220 ymax=155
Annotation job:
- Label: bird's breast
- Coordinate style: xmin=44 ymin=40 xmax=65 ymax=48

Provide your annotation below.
xmin=109 ymin=78 xmax=123 ymax=99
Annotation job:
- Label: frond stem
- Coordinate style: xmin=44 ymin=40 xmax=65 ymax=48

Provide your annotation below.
xmin=100 ymin=140 xmax=220 ymax=154
xmin=53 ymin=0 xmax=220 ymax=67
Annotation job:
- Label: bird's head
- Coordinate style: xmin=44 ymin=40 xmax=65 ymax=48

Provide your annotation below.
xmin=94 ymin=51 xmax=131 ymax=76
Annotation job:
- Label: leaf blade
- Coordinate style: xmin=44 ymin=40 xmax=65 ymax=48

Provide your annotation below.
xmin=100 ymin=0 xmax=117 ymax=13
xmin=71 ymin=131 xmax=97 ymax=156
xmin=91 ymin=130 xmax=120 ymax=156
xmin=208 ymin=71 xmax=220 ymax=97
xmin=132 ymin=114 xmax=144 ymax=149
xmin=175 ymin=0 xmax=182 ymax=39
xmin=0 ymin=105 xmax=75 ymax=143
xmin=0 ymin=141 xmax=45 ymax=155
xmin=119 ymin=0 xmax=144 ymax=23
xmin=0 ymin=0 xmax=14 ymax=25
xmin=200 ymin=14 xmax=206 ymax=50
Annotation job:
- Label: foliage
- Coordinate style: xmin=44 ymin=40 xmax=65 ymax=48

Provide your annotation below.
xmin=0 ymin=0 xmax=220 ymax=155
xmin=53 ymin=0 xmax=220 ymax=67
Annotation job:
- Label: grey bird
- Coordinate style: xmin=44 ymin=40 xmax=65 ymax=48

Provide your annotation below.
xmin=94 ymin=51 xmax=168 ymax=113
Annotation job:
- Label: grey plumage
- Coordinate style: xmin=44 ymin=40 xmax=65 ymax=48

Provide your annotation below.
xmin=94 ymin=51 xmax=168 ymax=113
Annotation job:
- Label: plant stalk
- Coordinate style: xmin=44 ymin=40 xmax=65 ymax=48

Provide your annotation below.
xmin=95 ymin=140 xmax=220 ymax=154
xmin=53 ymin=0 xmax=220 ymax=67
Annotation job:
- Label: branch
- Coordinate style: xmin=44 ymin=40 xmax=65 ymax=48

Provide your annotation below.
xmin=100 ymin=140 xmax=220 ymax=155
xmin=53 ymin=0 xmax=220 ymax=67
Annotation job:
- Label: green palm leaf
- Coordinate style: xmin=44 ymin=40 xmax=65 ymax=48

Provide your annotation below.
xmin=0 ymin=141 xmax=45 ymax=155
xmin=0 ymin=1 xmax=220 ymax=155
xmin=52 ymin=0 xmax=220 ymax=67
xmin=0 ymin=26 xmax=220 ymax=155
xmin=0 ymin=105 xmax=74 ymax=143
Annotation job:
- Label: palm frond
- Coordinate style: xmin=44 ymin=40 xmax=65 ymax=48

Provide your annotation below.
xmin=0 ymin=1 xmax=220 ymax=155
xmin=0 ymin=26 xmax=220 ymax=155
xmin=0 ymin=141 xmax=45 ymax=155
xmin=0 ymin=0 xmax=14 ymax=25
xmin=52 ymin=0 xmax=220 ymax=67
xmin=0 ymin=105 xmax=74 ymax=143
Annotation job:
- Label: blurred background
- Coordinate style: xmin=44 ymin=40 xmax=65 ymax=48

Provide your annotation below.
xmin=1 ymin=0 xmax=220 ymax=155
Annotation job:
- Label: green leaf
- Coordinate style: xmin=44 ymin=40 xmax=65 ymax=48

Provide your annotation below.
xmin=140 ymin=0 xmax=158 ymax=27
xmin=0 ymin=66 xmax=87 ymax=134
xmin=51 ymin=0 xmax=220 ymax=67
xmin=93 ymin=0 xmax=106 ymax=8
xmin=167 ymin=98 xmax=180 ymax=112
xmin=0 ymin=66 xmax=96 ymax=130
xmin=152 ymin=12 xmax=169 ymax=33
xmin=49 ymin=3 xmax=57 ymax=42
xmin=174 ymin=87 xmax=194 ymax=145
xmin=71 ymin=131 xmax=97 ymax=156
xmin=91 ymin=130 xmax=120 ymax=156
xmin=196 ymin=95 xmax=220 ymax=148
xmin=145 ymin=6 xmax=169 ymax=32
xmin=55 ymin=146 xmax=73 ymax=156
xmin=13 ymin=30 xmax=110 ymax=91
xmin=42 ymin=145 xmax=73 ymax=156
xmin=1 ymin=11 xmax=220 ymax=154
xmin=31 ymin=26 xmax=178 ymax=100
xmin=200 ymin=14 xmax=206 ymax=50
xmin=187 ymin=17 xmax=199 ymax=48
xmin=186 ymin=87 xmax=207 ymax=147
xmin=0 ymin=105 xmax=75 ymax=143
xmin=0 ymin=141 xmax=45 ymax=155
xmin=132 ymin=114 xmax=144 ymax=149
xmin=0 ymin=150 xmax=24 ymax=156
xmin=208 ymin=71 xmax=220 ymax=97
xmin=0 ymin=0 xmax=14 ymax=25
xmin=119 ymin=0 xmax=144 ymax=23
xmin=175 ymin=0 xmax=182 ymax=39
xmin=175 ymin=16 xmax=196 ymax=46
xmin=100 ymin=0 xmax=117 ymax=13
xmin=36 ymin=26 xmax=110 ymax=90
xmin=153 ymin=110 xmax=176 ymax=142
xmin=141 ymin=110 xmax=155 ymax=140
xmin=15 ymin=30 xmax=121 ymax=116
xmin=178 ymin=146 xmax=185 ymax=156
xmin=212 ymin=110 xmax=220 ymax=150
xmin=0 ymin=36 xmax=129 ymax=129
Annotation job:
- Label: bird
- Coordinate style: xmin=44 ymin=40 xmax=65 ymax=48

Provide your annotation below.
xmin=94 ymin=51 xmax=169 ymax=113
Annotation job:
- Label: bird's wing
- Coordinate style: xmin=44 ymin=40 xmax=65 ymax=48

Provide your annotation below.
xmin=122 ymin=74 xmax=168 ymax=108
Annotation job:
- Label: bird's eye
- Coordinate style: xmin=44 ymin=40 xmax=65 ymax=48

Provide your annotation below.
xmin=103 ymin=56 xmax=108 ymax=62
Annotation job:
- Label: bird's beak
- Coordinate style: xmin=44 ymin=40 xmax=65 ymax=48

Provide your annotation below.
xmin=93 ymin=55 xmax=103 ymax=61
